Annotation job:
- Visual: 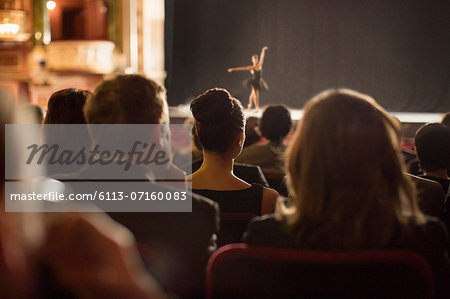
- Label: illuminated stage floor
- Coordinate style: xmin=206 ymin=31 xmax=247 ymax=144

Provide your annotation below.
xmin=169 ymin=106 xmax=444 ymax=123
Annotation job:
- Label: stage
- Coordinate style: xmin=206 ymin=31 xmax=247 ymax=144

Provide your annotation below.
xmin=169 ymin=105 xmax=444 ymax=139
xmin=169 ymin=105 xmax=444 ymax=123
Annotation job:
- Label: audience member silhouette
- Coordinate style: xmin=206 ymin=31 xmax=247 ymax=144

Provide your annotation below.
xmin=0 ymin=90 xmax=164 ymax=299
xmin=415 ymin=123 xmax=450 ymax=195
xmin=82 ymin=74 xmax=219 ymax=298
xmin=189 ymin=88 xmax=278 ymax=216
xmin=243 ymin=89 xmax=449 ymax=294
xmin=44 ymin=88 xmax=90 ymax=124
xmin=236 ymin=104 xmax=292 ymax=176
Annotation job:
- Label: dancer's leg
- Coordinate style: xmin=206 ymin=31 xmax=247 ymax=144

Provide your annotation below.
xmin=248 ymin=89 xmax=256 ymax=109
xmin=254 ymin=90 xmax=260 ymax=112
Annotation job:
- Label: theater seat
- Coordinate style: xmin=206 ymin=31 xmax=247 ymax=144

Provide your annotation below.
xmin=206 ymin=244 xmax=434 ymax=299
xmin=264 ymin=173 xmax=288 ymax=197
xmin=218 ymin=213 xmax=257 ymax=246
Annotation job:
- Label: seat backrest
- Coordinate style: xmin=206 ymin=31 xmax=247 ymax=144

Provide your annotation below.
xmin=218 ymin=213 xmax=257 ymax=246
xmin=264 ymin=173 xmax=288 ymax=196
xmin=206 ymin=244 xmax=434 ymax=299
xmin=407 ymin=173 xmax=445 ymax=218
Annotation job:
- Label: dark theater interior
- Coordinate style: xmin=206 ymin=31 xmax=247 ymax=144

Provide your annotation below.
xmin=1 ymin=0 xmax=449 ymax=298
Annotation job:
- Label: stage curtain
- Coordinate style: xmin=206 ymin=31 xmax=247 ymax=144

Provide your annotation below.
xmin=165 ymin=0 xmax=449 ymax=112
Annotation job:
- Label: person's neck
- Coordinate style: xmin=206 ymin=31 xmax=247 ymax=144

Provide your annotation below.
xmin=201 ymin=151 xmax=234 ymax=175
xmin=268 ymin=139 xmax=283 ymax=146
xmin=424 ymin=169 xmax=449 ymax=180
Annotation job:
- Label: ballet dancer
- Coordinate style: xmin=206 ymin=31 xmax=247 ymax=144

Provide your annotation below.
xmin=228 ymin=46 xmax=268 ymax=111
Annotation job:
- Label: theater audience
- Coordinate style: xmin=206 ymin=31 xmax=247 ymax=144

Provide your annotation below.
xmin=3 ymin=76 xmax=449 ymax=298
xmin=415 ymin=123 xmax=450 ymax=196
xmin=243 ymin=89 xmax=449 ymax=294
xmin=236 ymin=104 xmax=292 ymax=176
xmin=189 ymin=88 xmax=278 ymax=216
xmin=0 ymin=91 xmax=164 ymax=299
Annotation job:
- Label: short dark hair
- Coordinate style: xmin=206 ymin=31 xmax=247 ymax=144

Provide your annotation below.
xmin=84 ymin=75 xmax=165 ymax=124
xmin=44 ymin=88 xmax=90 ymax=124
xmin=190 ymin=88 xmax=244 ymax=152
xmin=260 ymin=105 xmax=292 ymax=141
xmin=415 ymin=123 xmax=450 ymax=172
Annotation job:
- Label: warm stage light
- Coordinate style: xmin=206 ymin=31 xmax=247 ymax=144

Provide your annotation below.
xmin=0 ymin=23 xmax=20 ymax=35
xmin=46 ymin=1 xmax=56 ymax=10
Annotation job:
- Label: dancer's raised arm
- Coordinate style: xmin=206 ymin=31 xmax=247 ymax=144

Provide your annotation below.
xmin=227 ymin=65 xmax=254 ymax=72
xmin=257 ymin=46 xmax=268 ymax=68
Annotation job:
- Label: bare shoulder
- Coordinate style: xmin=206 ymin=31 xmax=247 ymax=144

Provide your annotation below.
xmin=260 ymin=187 xmax=279 ymax=215
xmin=263 ymin=187 xmax=279 ymax=199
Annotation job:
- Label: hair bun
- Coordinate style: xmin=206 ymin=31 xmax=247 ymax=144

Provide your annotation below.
xmin=190 ymin=88 xmax=245 ymax=152
xmin=190 ymin=88 xmax=233 ymax=124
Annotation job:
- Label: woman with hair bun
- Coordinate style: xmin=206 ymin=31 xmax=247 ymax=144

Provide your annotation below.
xmin=189 ymin=88 xmax=278 ymax=216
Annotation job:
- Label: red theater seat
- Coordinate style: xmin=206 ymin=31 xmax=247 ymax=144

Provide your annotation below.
xmin=206 ymin=244 xmax=434 ymax=299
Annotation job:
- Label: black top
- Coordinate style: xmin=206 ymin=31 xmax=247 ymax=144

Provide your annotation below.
xmin=56 ymin=165 xmax=219 ymax=298
xmin=254 ymin=69 xmax=262 ymax=81
xmin=193 ymin=183 xmax=264 ymax=215
xmin=243 ymin=215 xmax=450 ymax=284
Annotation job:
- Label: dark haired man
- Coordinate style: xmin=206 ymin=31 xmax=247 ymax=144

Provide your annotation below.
xmin=236 ymin=105 xmax=292 ymax=176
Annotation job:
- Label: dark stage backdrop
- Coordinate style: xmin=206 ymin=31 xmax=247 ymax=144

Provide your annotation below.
xmin=165 ymin=0 xmax=449 ymax=112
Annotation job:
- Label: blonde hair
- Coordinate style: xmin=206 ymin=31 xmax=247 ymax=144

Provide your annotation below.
xmin=279 ymin=89 xmax=425 ymax=249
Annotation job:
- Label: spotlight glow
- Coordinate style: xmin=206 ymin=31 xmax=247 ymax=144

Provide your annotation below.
xmin=46 ymin=1 xmax=56 ymax=10
xmin=0 ymin=23 xmax=20 ymax=35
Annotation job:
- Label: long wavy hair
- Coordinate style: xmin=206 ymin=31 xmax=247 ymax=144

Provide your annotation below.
xmin=280 ymin=89 xmax=425 ymax=249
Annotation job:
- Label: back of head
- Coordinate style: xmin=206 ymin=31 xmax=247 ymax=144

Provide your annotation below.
xmin=84 ymin=74 xmax=166 ymax=124
xmin=190 ymin=88 xmax=244 ymax=152
xmin=415 ymin=123 xmax=450 ymax=172
xmin=260 ymin=105 xmax=292 ymax=141
xmin=285 ymin=89 xmax=423 ymax=249
xmin=440 ymin=112 xmax=450 ymax=128
xmin=44 ymin=88 xmax=90 ymax=124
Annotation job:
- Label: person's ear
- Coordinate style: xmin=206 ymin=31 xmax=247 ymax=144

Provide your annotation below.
xmin=236 ymin=130 xmax=244 ymax=147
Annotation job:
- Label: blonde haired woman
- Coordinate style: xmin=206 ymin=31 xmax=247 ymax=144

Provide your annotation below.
xmin=243 ymin=89 xmax=448 ymax=284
